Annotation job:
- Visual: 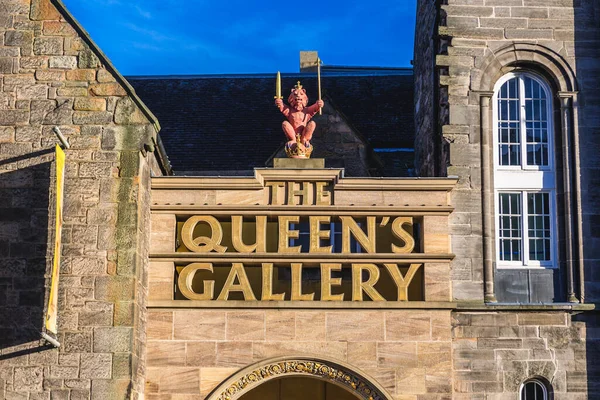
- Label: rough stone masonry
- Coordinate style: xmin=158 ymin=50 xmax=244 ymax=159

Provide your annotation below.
xmin=0 ymin=0 xmax=163 ymax=399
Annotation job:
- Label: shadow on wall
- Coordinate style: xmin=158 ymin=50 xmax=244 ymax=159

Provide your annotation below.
xmin=0 ymin=150 xmax=54 ymax=356
xmin=574 ymin=0 xmax=600 ymax=397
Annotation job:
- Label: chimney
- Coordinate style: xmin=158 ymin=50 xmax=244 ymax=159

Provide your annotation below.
xmin=299 ymin=51 xmax=319 ymax=72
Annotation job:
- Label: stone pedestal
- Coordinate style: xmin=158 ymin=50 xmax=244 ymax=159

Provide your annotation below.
xmin=273 ymin=158 xmax=325 ymax=169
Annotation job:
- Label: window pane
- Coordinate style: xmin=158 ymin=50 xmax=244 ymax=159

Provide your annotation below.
xmin=523 ymin=77 xmax=549 ymax=166
xmin=521 ymin=380 xmax=547 ymax=400
xmin=497 ymin=78 xmax=521 ymax=166
xmin=527 ymin=193 xmax=551 ymax=261
xmin=498 ymin=193 xmax=522 ymax=261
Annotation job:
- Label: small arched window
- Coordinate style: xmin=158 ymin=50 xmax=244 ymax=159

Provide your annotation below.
xmin=493 ymin=72 xmax=557 ymax=268
xmin=520 ymin=379 xmax=549 ymax=400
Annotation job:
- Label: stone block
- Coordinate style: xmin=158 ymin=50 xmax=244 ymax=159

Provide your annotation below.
xmin=265 ymin=310 xmax=295 ymax=341
xmin=186 ymin=342 xmax=217 ymax=367
xmin=173 ymin=311 xmax=226 ymax=340
xmin=90 ymin=83 xmax=126 ymax=96
xmin=4 ymin=30 xmax=33 ymax=47
xmin=215 ymin=342 xmax=253 ymax=368
xmin=114 ymin=97 xmax=147 ymax=124
xmin=78 ymin=47 xmax=100 ymax=69
xmin=49 ymin=56 xmax=77 ymax=69
xmin=93 ymin=327 xmax=132 ymax=353
xmin=30 ymin=0 xmax=61 ymax=20
xmin=386 ymin=311 xmax=430 ymax=341
xmin=517 ymin=312 xmax=566 ymax=326
xmin=73 ymin=111 xmax=113 ymax=125
xmin=377 ymin=342 xmax=418 ymax=368
xmin=16 ymin=83 xmax=49 ymax=99
xmin=226 ymin=311 xmax=265 ymax=341
xmin=94 ymin=276 xmax=134 ymax=301
xmin=35 ymin=69 xmax=65 ymax=81
xmin=149 ymin=261 xmax=174 ymax=283
xmin=511 ymin=7 xmax=549 ymax=18
xmin=97 ymin=69 xmax=116 ymax=83
xmin=347 ymin=342 xmax=377 ymax=369
xmin=63 ymin=332 xmax=92 ymax=353
xmin=43 ymin=21 xmax=77 ymax=36
xmin=147 ymin=341 xmax=186 ymax=367
xmin=74 ymin=98 xmax=106 ymax=111
xmin=505 ymin=29 xmax=554 ymax=40
xmin=66 ymin=69 xmax=96 ymax=82
xmin=252 ymin=341 xmax=347 ymax=361
xmin=200 ymin=368 xmax=237 ymax=398
xmin=0 ymin=57 xmax=14 ymax=73
xmin=90 ymin=379 xmax=130 ymax=400
xmin=396 ymin=367 xmax=426 ymax=395
xmin=327 ymin=311 xmax=384 ymax=342
xmin=442 ymin=5 xmax=494 ymax=16
xmin=13 ymin=367 xmax=43 ymax=391
xmin=33 ymin=37 xmax=63 ymax=55
xmin=80 ymin=354 xmax=112 ymax=379
xmin=295 ymin=311 xmax=325 ymax=341
xmin=477 ymin=338 xmax=522 ymax=349
xmin=150 ymin=214 xmax=176 ymax=253
xmin=0 ymin=110 xmax=29 ymax=125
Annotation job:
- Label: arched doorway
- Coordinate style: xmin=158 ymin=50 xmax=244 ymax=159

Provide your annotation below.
xmin=205 ymin=356 xmax=392 ymax=400
xmin=239 ymin=376 xmax=360 ymax=400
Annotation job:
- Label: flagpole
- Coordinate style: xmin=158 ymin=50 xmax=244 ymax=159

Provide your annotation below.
xmin=317 ymin=58 xmax=322 ymax=115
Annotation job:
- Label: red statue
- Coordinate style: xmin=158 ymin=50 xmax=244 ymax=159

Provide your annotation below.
xmin=275 ymin=81 xmax=324 ymax=158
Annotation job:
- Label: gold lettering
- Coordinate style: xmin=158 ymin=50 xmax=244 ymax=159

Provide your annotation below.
xmin=351 ymin=264 xmax=384 ymax=301
xmin=340 ymin=216 xmax=376 ymax=253
xmin=178 ymin=263 xmax=214 ymax=300
xmin=391 ymin=217 xmax=415 ymax=253
xmin=384 ymin=263 xmax=422 ymax=301
xmin=315 ymin=182 xmax=332 ymax=205
xmin=181 ymin=215 xmax=227 ymax=253
xmin=266 ymin=181 xmax=285 ymax=205
xmin=309 ymin=216 xmax=332 ymax=254
xmin=321 ymin=263 xmax=344 ymax=301
xmin=286 ymin=181 xmax=310 ymax=205
xmin=278 ymin=216 xmax=301 ymax=253
xmin=217 ymin=263 xmax=257 ymax=301
xmin=261 ymin=263 xmax=285 ymax=301
xmin=290 ymin=263 xmax=314 ymax=301
xmin=231 ymin=215 xmax=267 ymax=253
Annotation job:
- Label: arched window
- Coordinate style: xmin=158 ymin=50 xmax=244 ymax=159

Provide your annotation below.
xmin=493 ymin=72 xmax=557 ymax=268
xmin=520 ymin=379 xmax=549 ymax=400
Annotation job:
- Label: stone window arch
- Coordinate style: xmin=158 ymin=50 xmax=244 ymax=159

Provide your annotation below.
xmin=493 ymin=72 xmax=557 ymax=268
xmin=520 ymin=378 xmax=551 ymax=400
xmin=472 ymin=43 xmax=581 ymax=303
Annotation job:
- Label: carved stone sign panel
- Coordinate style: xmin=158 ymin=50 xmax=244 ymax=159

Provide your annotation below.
xmin=149 ymin=170 xmax=457 ymax=305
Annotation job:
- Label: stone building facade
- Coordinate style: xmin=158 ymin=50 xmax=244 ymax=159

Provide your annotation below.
xmin=414 ymin=0 xmax=600 ymax=398
xmin=0 ymin=0 xmax=598 ymax=400
xmin=0 ymin=0 xmax=165 ymax=398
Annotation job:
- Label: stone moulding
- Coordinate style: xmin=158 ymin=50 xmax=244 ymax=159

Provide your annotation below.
xmin=205 ymin=356 xmax=394 ymax=400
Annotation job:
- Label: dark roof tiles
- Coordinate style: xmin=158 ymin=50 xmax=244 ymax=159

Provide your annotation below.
xmin=128 ymin=73 xmax=414 ymax=174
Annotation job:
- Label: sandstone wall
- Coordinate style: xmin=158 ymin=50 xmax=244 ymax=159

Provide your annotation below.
xmin=0 ymin=0 xmax=162 ymax=398
xmin=452 ymin=310 xmax=598 ymax=399
xmin=146 ymin=309 xmax=453 ymax=399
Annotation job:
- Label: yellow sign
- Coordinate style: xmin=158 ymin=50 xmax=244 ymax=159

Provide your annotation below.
xmin=45 ymin=145 xmax=65 ymax=334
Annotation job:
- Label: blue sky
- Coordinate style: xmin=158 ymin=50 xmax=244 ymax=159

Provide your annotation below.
xmin=62 ymin=0 xmax=417 ymax=76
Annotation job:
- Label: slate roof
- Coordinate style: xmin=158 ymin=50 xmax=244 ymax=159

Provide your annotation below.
xmin=127 ymin=71 xmax=414 ymax=174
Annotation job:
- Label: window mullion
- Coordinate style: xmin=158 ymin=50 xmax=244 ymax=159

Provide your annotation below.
xmin=519 ymin=76 xmax=527 ymax=168
xmin=522 ymin=191 xmax=529 ymax=266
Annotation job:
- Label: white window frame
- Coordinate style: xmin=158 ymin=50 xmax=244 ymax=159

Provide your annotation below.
xmin=493 ymin=72 xmax=558 ymax=269
xmin=519 ymin=379 xmax=549 ymax=400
